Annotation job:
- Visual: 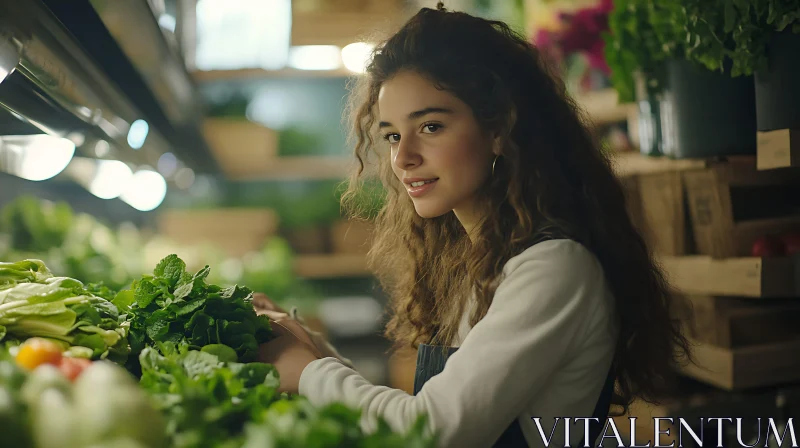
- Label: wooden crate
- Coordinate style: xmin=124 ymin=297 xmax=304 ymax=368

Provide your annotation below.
xmin=330 ymin=219 xmax=373 ymax=255
xmin=757 ymin=128 xmax=800 ymax=170
xmin=683 ymin=157 xmax=800 ymax=258
xmin=283 ymin=225 xmax=332 ymax=254
xmin=660 ymin=255 xmax=796 ymax=298
xmin=293 ymin=254 xmax=370 ymax=279
xmin=674 ymin=295 xmax=800 ymax=348
xmin=202 ymin=118 xmax=278 ymax=178
xmin=638 ymin=171 xmax=691 ymax=255
xmin=158 ymin=208 xmax=279 ymax=257
xmin=680 ymin=338 xmax=800 ymax=390
xmin=614 ymin=152 xmax=707 ymax=256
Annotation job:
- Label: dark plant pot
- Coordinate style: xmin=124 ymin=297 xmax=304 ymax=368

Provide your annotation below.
xmin=659 ymin=58 xmax=757 ymax=159
xmin=636 ymin=95 xmax=663 ymax=157
xmin=755 ymin=30 xmax=800 ymax=131
xmin=283 ymin=225 xmax=331 ymax=254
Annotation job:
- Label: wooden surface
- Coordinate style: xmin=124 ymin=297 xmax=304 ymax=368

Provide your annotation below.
xmin=291 ymin=10 xmax=402 ymax=48
xmin=331 ymin=219 xmax=374 ymax=254
xmin=575 ymin=88 xmax=637 ymax=126
xmin=757 ymin=128 xmax=800 ymax=170
xmin=232 ymin=156 xmax=355 ymax=181
xmin=659 ymin=255 xmax=797 ymax=298
xmin=192 ymin=67 xmax=356 ymax=82
xmin=638 ymin=171 xmax=689 ymax=255
xmin=675 ymin=295 xmax=800 ymax=348
xmin=202 ymin=119 xmax=279 ymax=178
xmin=158 ymin=208 xmax=279 ymax=257
xmin=611 ymin=152 xmax=707 ymax=178
xmin=293 ymin=254 xmax=370 ymax=278
xmin=680 ymin=338 xmax=800 ymax=390
xmin=284 ymin=226 xmax=332 ymax=254
xmin=683 ymin=158 xmax=800 ymax=258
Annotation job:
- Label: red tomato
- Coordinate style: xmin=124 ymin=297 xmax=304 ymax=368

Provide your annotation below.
xmin=58 ymin=357 xmax=93 ymax=382
xmin=751 ymin=236 xmax=786 ymax=257
xmin=781 ymin=232 xmax=800 ymax=256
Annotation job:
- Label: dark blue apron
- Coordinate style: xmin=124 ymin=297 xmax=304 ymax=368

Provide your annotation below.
xmin=413 ymin=344 xmax=616 ymax=447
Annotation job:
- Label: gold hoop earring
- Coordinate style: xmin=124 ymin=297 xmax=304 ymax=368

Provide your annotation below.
xmin=492 ymin=155 xmax=499 ymax=177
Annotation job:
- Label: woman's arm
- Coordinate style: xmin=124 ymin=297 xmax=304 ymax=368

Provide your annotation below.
xmin=287 ymin=305 xmax=355 ymax=369
xmin=298 ymin=240 xmax=612 ymax=447
xmin=254 ymin=293 xmax=355 ymax=369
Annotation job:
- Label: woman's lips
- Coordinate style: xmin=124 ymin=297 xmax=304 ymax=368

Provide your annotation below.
xmin=407 ymin=179 xmax=438 ymax=197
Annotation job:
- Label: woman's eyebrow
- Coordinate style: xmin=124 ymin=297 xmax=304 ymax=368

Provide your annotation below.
xmin=379 ymin=107 xmax=454 ymax=128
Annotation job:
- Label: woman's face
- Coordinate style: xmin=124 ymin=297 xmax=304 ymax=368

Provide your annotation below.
xmin=377 ymin=70 xmax=497 ymax=224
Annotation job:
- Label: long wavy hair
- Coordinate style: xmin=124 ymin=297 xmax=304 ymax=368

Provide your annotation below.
xmin=340 ymin=3 xmax=692 ymax=412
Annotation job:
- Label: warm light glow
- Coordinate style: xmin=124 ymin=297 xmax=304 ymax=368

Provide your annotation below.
xmin=174 ymin=167 xmax=195 ymax=189
xmin=95 ymin=140 xmax=110 ymax=157
xmin=288 ymin=45 xmax=342 ymax=71
xmin=89 ymin=159 xmax=133 ymax=200
xmin=341 ymin=42 xmax=374 ymax=74
xmin=196 ymin=0 xmax=291 ymax=70
xmin=158 ymin=14 xmax=177 ymax=33
xmin=127 ymin=119 xmax=149 ymax=149
xmin=0 ymin=135 xmax=75 ymax=181
xmin=120 ymin=170 xmax=167 ymax=211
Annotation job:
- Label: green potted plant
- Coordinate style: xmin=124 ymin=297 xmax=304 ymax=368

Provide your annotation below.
xmin=678 ymin=0 xmax=800 ymax=132
xmin=604 ymin=0 xmax=758 ymax=159
xmin=604 ymin=0 xmax=671 ymax=156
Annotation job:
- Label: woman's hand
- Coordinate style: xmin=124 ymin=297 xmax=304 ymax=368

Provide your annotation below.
xmin=259 ymin=311 xmax=322 ymax=394
xmin=253 ymin=292 xmax=287 ymax=314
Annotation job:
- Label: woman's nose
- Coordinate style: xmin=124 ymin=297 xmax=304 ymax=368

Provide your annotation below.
xmin=393 ymin=137 xmax=422 ymax=170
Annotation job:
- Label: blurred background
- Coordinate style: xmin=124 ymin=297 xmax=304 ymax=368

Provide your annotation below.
xmin=2 ymin=0 xmax=799 ymax=445
xmin=0 ymin=0 xmax=637 ymax=391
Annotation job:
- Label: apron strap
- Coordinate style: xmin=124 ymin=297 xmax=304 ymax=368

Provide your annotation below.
xmin=585 ymin=365 xmax=617 ymax=446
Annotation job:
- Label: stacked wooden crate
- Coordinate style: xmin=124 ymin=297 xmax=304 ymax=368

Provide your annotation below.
xmin=616 ymin=152 xmax=800 ymax=391
xmin=157 ymin=208 xmax=279 ymax=258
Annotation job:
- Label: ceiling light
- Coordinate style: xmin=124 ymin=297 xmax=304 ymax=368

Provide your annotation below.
xmin=120 ymin=169 xmax=167 ymax=211
xmin=341 ymin=42 xmax=374 ymax=74
xmin=174 ymin=167 xmax=195 ymax=189
xmin=288 ymin=45 xmax=342 ymax=71
xmin=95 ymin=140 xmax=110 ymax=157
xmin=89 ymin=159 xmax=133 ymax=200
xmin=127 ymin=119 xmax=149 ymax=149
xmin=195 ymin=0 xmax=291 ymax=70
xmin=0 ymin=134 xmax=75 ymax=181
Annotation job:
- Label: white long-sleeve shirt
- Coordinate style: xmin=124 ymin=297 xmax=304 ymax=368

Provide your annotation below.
xmin=298 ymin=239 xmax=618 ymax=447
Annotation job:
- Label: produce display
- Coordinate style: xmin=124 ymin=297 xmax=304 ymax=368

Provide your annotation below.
xmin=0 ymin=196 xmax=146 ymax=291
xmin=751 ymin=232 xmax=800 ymax=257
xmin=1 ymin=196 xmax=321 ymax=314
xmin=0 ymin=255 xmax=436 ymax=448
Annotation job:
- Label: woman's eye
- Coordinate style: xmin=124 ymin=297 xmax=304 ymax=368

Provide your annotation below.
xmin=384 ymin=133 xmax=400 ymax=144
xmin=422 ymin=123 xmax=441 ymax=133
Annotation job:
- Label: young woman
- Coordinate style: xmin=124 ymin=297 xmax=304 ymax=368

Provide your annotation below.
xmin=259 ymin=3 xmax=691 ymax=447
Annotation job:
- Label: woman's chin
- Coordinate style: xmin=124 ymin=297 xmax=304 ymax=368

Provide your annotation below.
xmin=412 ymin=201 xmax=451 ymax=219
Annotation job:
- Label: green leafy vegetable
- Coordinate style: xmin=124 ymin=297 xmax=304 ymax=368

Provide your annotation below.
xmin=0 ymin=260 xmax=52 ymax=290
xmin=0 ymin=263 xmax=129 ymax=361
xmin=118 ymin=254 xmax=273 ymax=374
xmin=138 ymin=343 xmax=280 ymax=448
xmin=242 ymin=397 xmax=438 ymax=448
xmin=676 ymin=0 xmax=800 ymax=77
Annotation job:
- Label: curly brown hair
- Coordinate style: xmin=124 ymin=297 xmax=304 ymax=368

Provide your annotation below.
xmin=340 ymin=5 xmax=692 ymax=413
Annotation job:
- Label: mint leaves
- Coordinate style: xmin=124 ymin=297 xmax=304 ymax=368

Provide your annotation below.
xmin=139 ymin=343 xmax=280 ymax=448
xmin=118 ymin=255 xmax=273 ymax=374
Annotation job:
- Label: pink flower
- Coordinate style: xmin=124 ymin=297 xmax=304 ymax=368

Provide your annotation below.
xmin=532 ymin=0 xmax=612 ymax=75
